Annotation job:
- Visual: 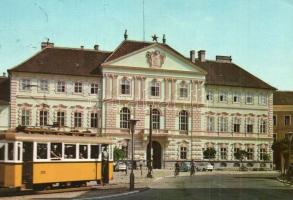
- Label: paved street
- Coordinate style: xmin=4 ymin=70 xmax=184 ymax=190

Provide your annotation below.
xmin=106 ymin=173 xmax=293 ymax=200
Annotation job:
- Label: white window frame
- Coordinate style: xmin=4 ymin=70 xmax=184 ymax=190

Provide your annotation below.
xmin=39 ymin=80 xmax=49 ymax=92
xmin=220 ymin=147 xmax=227 ymax=160
xmin=206 ymin=91 xmax=213 ymax=101
xmin=247 ymin=148 xmax=254 ymax=160
xmin=246 ymin=94 xmax=253 ymax=104
xmin=259 ymin=148 xmax=267 ymax=161
xmin=259 ymin=95 xmax=267 ymax=105
xmin=207 ymin=116 xmax=215 ymax=132
xmin=259 ymin=119 xmax=267 ymax=133
xmin=74 ymin=82 xmax=83 ymax=93
xmin=179 ymin=110 xmax=188 ymax=131
xmin=57 ymin=81 xmax=66 ymax=93
xmin=39 ymin=110 xmax=48 ymax=126
xmin=120 ymin=107 xmax=130 ymax=129
xmin=57 ymin=111 xmax=65 ymax=127
xmin=179 ymin=82 xmax=188 ymax=98
xmin=74 ymin=112 xmax=82 ymax=128
xmin=180 ymin=146 xmax=187 ymax=159
xmin=219 ymin=91 xmax=227 ymax=103
xmin=219 ymin=117 xmax=228 ymax=132
xmin=20 ymin=79 xmax=31 ymax=91
xmin=21 ymin=109 xmax=30 ymax=126
xmin=152 ymin=109 xmax=160 ymax=130
xmin=34 ymin=142 xmax=50 ymax=162
xmin=120 ymin=78 xmax=131 ymax=95
xmin=150 ymin=80 xmax=160 ymax=97
xmin=91 ymin=83 xmax=99 ymax=95
xmin=64 ymin=143 xmax=78 ymax=160
xmin=233 ymin=93 xmax=240 ymax=103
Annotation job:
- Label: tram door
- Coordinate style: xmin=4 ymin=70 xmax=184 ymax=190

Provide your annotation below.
xmin=101 ymin=144 xmax=109 ymax=183
xmin=22 ymin=142 xmax=33 ymax=188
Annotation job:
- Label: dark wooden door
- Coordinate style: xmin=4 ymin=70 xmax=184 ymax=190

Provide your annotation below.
xmin=147 ymin=141 xmax=162 ymax=169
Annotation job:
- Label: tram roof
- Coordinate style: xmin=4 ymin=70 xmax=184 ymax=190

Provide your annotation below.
xmin=0 ymin=132 xmax=113 ymax=144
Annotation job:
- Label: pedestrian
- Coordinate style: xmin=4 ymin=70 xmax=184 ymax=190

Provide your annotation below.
xmin=190 ymin=159 xmax=195 ymax=176
xmin=174 ymin=161 xmax=180 ymax=177
xmin=139 ymin=160 xmax=143 ymax=176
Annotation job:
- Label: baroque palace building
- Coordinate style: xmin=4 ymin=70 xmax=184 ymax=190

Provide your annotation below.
xmin=0 ymin=35 xmax=275 ymax=169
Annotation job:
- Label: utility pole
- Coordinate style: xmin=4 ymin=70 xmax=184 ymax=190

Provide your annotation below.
xmin=129 ymin=119 xmax=139 ymax=191
xmin=147 ymin=104 xmax=153 ymax=178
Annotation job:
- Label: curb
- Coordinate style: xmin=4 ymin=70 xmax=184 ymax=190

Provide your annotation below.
xmin=276 ymin=177 xmax=293 ymax=186
xmin=75 ymin=187 xmax=149 ymax=200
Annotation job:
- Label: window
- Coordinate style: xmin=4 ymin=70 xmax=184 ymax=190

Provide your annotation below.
xmin=37 ymin=143 xmax=48 ymax=159
xmin=233 ymin=118 xmax=241 ymax=133
xmin=90 ymin=83 xmax=99 ymax=94
xmin=150 ymin=80 xmax=160 ymax=97
xmin=246 ymin=119 xmax=253 ymax=133
xmin=121 ymin=79 xmax=130 ymax=95
xmin=79 ymin=144 xmax=88 ymax=159
xmin=120 ymin=107 xmax=130 ymax=129
xmin=0 ymin=143 xmax=4 ymax=160
xmin=207 ymin=116 xmax=215 ymax=132
xmin=57 ymin=111 xmax=65 ymax=127
xmin=50 ymin=143 xmax=62 ymax=160
xmin=8 ymin=143 xmax=14 ymax=160
xmin=260 ymin=119 xmax=267 ymax=133
xmin=259 ymin=148 xmax=266 ymax=160
xmin=21 ymin=109 xmax=30 ymax=126
xmin=39 ymin=110 xmax=48 ymax=126
xmin=90 ymin=113 xmax=98 ymax=128
xmin=259 ymin=95 xmax=267 ymax=105
xmin=206 ymin=91 xmax=213 ymax=101
xmin=64 ymin=144 xmax=76 ymax=159
xmin=285 ymin=116 xmax=291 ymax=126
xmin=247 ymin=148 xmax=254 ymax=160
xmin=273 ymin=116 xmax=277 ymax=126
xmin=90 ymin=145 xmax=100 ymax=159
xmin=219 ymin=117 xmax=228 ymax=132
xmin=152 ymin=109 xmax=160 ymax=130
xmin=180 ymin=146 xmax=187 ymax=159
xmin=179 ymin=110 xmax=188 ymax=131
xmin=21 ymin=79 xmax=31 ymax=91
xmin=246 ymin=94 xmax=253 ymax=104
xmin=233 ymin=148 xmax=240 ymax=159
xmin=179 ymin=82 xmax=188 ymax=98
xmin=219 ymin=92 xmax=227 ymax=102
xmin=233 ymin=94 xmax=240 ymax=103
xmin=57 ymin=81 xmax=65 ymax=92
xmin=74 ymin=112 xmax=82 ymax=128
xmin=220 ymin=147 xmax=227 ymax=160
xmin=74 ymin=82 xmax=82 ymax=93
xmin=39 ymin=80 xmax=48 ymax=91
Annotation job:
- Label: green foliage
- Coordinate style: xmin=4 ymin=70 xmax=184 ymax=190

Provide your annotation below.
xmin=272 ymin=139 xmax=290 ymax=153
xmin=203 ymin=148 xmax=216 ymax=160
xmin=234 ymin=150 xmax=248 ymax=162
xmin=113 ymin=146 xmax=125 ymax=161
xmin=262 ymin=153 xmax=271 ymax=161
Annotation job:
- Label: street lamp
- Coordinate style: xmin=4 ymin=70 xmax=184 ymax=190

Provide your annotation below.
xmin=129 ymin=119 xmax=139 ymax=191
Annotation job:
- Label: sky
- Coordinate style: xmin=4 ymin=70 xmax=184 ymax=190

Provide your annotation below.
xmin=0 ymin=0 xmax=293 ymax=90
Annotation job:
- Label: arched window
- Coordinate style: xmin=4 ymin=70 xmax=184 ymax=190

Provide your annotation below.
xmin=121 ymin=78 xmax=130 ymax=95
xmin=120 ymin=107 xmax=130 ymax=128
xmin=179 ymin=110 xmax=188 ymax=131
xmin=150 ymin=80 xmax=160 ymax=97
xmin=152 ymin=109 xmax=160 ymax=130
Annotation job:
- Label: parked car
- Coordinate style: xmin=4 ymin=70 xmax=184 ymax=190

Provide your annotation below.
xmin=179 ymin=162 xmax=191 ymax=172
xmin=114 ymin=161 xmax=127 ymax=171
xmin=196 ymin=162 xmax=214 ymax=171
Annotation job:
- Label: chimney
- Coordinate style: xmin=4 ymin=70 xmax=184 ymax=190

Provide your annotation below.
xmin=41 ymin=41 xmax=54 ymax=49
xmin=94 ymin=44 xmax=99 ymax=51
xmin=190 ymin=50 xmax=195 ymax=63
xmin=216 ymin=55 xmax=232 ymax=63
xmin=198 ymin=50 xmax=206 ymax=62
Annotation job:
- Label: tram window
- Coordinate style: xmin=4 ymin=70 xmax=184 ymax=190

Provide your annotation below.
xmin=0 ymin=143 xmax=4 ymax=160
xmin=65 ymin=144 xmax=76 ymax=159
xmin=8 ymin=143 xmax=14 ymax=160
xmin=90 ymin=145 xmax=100 ymax=159
xmin=79 ymin=145 xmax=88 ymax=159
xmin=37 ymin=143 xmax=48 ymax=159
xmin=50 ymin=143 xmax=62 ymax=160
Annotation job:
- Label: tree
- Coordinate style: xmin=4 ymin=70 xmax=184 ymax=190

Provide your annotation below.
xmin=234 ymin=150 xmax=248 ymax=168
xmin=262 ymin=153 xmax=270 ymax=162
xmin=272 ymin=138 xmax=290 ymax=174
xmin=113 ymin=146 xmax=125 ymax=161
xmin=203 ymin=148 xmax=216 ymax=161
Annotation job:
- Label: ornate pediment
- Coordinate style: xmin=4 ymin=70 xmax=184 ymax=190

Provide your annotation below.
xmin=146 ymin=50 xmax=166 ymax=68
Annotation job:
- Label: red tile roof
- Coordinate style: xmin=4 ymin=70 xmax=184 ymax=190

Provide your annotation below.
xmin=9 ymin=47 xmax=112 ymax=76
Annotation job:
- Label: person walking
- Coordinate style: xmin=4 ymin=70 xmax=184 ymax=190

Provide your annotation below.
xmin=174 ymin=161 xmax=180 ymax=177
xmin=190 ymin=159 xmax=195 ymax=176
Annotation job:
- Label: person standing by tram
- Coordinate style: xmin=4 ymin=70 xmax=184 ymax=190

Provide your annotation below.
xmin=101 ymin=146 xmax=109 ymax=185
xmin=174 ymin=161 xmax=180 ymax=177
xmin=190 ymin=159 xmax=195 ymax=176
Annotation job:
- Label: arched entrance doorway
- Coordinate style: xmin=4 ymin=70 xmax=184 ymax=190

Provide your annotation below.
xmin=147 ymin=141 xmax=162 ymax=169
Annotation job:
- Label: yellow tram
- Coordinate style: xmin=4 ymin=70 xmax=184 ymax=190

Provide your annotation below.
xmin=0 ymin=130 xmax=113 ymax=190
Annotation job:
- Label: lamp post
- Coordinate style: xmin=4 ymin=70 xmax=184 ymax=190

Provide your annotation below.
xmin=147 ymin=104 xmax=153 ymax=178
xmin=129 ymin=119 xmax=139 ymax=191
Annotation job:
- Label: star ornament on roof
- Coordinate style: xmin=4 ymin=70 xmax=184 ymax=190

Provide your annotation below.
xmin=152 ymin=34 xmax=158 ymax=42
